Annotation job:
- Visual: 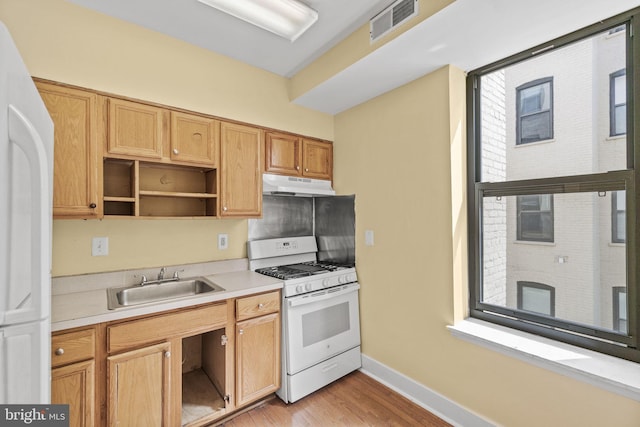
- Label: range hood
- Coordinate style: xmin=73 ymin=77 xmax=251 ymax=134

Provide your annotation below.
xmin=263 ymin=173 xmax=335 ymax=197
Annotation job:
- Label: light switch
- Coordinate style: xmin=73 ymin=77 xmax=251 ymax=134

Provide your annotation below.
xmin=92 ymin=237 xmax=109 ymax=256
xmin=365 ymin=230 xmax=374 ymax=246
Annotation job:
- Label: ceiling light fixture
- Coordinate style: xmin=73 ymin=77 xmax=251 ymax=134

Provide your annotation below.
xmin=197 ymin=0 xmax=318 ymax=42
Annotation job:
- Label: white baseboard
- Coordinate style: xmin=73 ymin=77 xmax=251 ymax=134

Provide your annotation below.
xmin=360 ymin=354 xmax=496 ymax=427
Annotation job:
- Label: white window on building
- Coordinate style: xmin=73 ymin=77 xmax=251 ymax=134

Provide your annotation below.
xmin=516 ymin=77 xmax=553 ymax=145
xmin=517 ymin=194 xmax=553 ymax=242
xmin=613 ymin=287 xmax=627 ymax=333
xmin=517 ymin=281 xmax=555 ymax=316
xmin=612 ymin=190 xmax=626 ymax=243
xmin=610 ymin=69 xmax=626 ymax=136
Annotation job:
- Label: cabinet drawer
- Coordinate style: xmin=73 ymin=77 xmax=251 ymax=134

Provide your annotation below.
xmin=236 ymin=291 xmax=280 ymax=321
xmin=51 ymin=328 xmax=96 ymax=368
xmin=108 ymin=302 xmax=227 ymax=353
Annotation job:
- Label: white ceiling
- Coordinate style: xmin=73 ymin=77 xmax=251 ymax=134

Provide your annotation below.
xmin=69 ymin=0 xmax=640 ymax=114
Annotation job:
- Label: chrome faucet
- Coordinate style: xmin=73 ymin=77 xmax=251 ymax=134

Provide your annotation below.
xmin=158 ymin=267 xmax=166 ymax=281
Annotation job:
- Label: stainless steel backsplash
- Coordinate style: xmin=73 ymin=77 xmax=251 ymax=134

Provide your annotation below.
xmin=248 ymin=194 xmax=355 ymax=265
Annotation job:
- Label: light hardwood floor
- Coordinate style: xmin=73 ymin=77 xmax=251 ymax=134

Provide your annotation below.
xmin=218 ymin=371 xmax=452 ymax=427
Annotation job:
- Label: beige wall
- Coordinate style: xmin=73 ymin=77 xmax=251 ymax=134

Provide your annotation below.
xmin=334 ymin=65 xmax=640 ymax=426
xmin=0 ymin=0 xmax=333 ymax=277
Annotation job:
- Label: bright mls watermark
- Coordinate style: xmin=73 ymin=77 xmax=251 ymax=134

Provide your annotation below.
xmin=0 ymin=405 xmax=68 ymax=426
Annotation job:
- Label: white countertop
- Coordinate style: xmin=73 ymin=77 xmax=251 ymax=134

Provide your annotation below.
xmin=52 ymin=269 xmax=283 ymax=332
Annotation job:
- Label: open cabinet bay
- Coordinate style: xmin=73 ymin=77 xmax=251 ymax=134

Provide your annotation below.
xmin=103 ymin=158 xmax=218 ymax=218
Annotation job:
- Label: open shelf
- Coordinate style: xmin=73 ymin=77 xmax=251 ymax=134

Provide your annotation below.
xmin=103 ymin=158 xmax=218 ymax=218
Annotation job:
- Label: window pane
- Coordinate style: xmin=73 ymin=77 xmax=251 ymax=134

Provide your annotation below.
xmin=614 ymin=105 xmax=626 ymax=135
xmin=614 ymin=74 xmax=626 ymax=105
xmin=520 ymin=111 xmax=552 ymax=143
xmin=482 ymin=191 xmax=626 ymax=331
xmin=521 ymin=286 xmax=552 ymax=315
xmin=520 ymin=83 xmax=551 ymax=114
xmin=480 ymin=28 xmax=626 ymax=182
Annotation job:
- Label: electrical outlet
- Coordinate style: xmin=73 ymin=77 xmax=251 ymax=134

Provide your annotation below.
xmin=92 ymin=237 xmax=109 ymax=256
xmin=218 ymin=233 xmax=229 ymax=250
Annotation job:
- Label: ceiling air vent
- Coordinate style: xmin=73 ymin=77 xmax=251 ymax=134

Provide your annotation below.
xmin=370 ymin=0 xmax=418 ymax=43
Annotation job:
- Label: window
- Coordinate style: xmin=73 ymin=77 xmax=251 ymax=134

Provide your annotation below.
xmin=612 ymin=190 xmax=626 ymax=243
xmin=610 ymin=69 xmax=626 ymax=136
xmin=517 ymin=282 xmax=555 ymax=316
xmin=613 ymin=287 xmax=628 ymax=333
xmin=468 ymin=12 xmax=639 ymax=363
xmin=516 ymin=78 xmax=553 ymax=145
xmin=517 ymin=194 xmax=553 ymax=242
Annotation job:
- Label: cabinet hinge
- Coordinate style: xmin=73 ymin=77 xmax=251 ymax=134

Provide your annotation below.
xmin=221 ymin=334 xmax=228 ymax=346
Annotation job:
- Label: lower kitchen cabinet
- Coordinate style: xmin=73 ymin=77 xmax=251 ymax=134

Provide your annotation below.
xmin=107 ymin=341 xmax=172 ymax=426
xmin=52 ymin=360 xmax=95 ymax=427
xmin=51 ymin=327 xmax=97 ymax=427
xmin=235 ymin=291 xmax=281 ymax=407
xmin=235 ymin=312 xmax=280 ymax=406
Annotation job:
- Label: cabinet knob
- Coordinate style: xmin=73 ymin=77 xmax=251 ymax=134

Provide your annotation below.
xmin=55 ymin=348 xmax=64 ymax=356
xmin=223 ymin=206 xmax=228 ymax=212
xmin=305 ymin=168 xmax=309 ymax=172
xmin=173 ymin=148 xmax=179 ymax=155
xmin=164 ymin=351 xmax=171 ymax=359
xmin=258 ymin=303 xmax=264 ymax=309
xmin=296 ymin=166 xmax=300 ymax=170
xmin=239 ymin=329 xmax=244 ymax=335
xmin=89 ymin=203 xmax=97 ymax=209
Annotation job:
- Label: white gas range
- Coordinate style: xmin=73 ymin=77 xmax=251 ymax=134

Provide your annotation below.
xmin=248 ymin=236 xmax=361 ymax=403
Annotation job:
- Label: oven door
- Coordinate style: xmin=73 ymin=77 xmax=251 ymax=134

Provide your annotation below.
xmin=284 ymin=282 xmax=360 ymax=375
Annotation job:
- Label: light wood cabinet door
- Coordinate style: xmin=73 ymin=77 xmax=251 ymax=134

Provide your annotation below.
xmin=235 ymin=312 xmax=280 ymax=407
xmin=52 ymin=360 xmax=95 ymax=427
xmin=108 ymin=342 xmax=172 ymax=426
xmin=107 ymin=98 xmax=167 ymax=159
xmin=220 ymin=122 xmax=263 ymax=217
xmin=264 ymin=132 xmax=300 ymax=176
xmin=302 ymin=139 xmax=333 ymax=180
xmin=170 ymin=111 xmax=218 ymax=166
xmin=36 ymin=82 xmax=100 ymax=218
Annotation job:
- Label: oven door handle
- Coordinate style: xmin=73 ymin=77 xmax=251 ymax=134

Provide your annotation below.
xmin=288 ymin=283 xmax=360 ymax=307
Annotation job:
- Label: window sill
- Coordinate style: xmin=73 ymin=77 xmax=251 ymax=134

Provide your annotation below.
xmin=514 ymin=138 xmax=555 ymax=148
xmin=605 ymin=134 xmax=626 ymax=142
xmin=448 ymin=318 xmax=640 ymax=402
xmin=513 ymin=240 xmax=555 ymax=246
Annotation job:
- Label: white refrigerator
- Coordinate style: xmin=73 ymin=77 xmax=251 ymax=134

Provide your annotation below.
xmin=0 ymin=21 xmax=54 ymax=404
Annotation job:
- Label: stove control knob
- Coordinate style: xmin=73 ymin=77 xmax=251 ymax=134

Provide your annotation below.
xmin=296 ymin=285 xmax=303 ymax=294
xmin=339 ymin=275 xmax=347 ymax=284
xmin=322 ymin=279 xmax=330 ymax=288
xmin=348 ymin=274 xmax=357 ymax=282
xmin=305 ymin=283 xmax=313 ymax=291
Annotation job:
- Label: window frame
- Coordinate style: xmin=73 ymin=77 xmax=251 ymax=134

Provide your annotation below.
xmin=610 ymin=69 xmax=627 ymax=137
xmin=466 ymin=10 xmax=639 ymax=362
xmin=516 ymin=77 xmax=554 ymax=145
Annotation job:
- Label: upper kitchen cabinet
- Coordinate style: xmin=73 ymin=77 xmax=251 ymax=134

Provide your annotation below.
xmin=264 ymin=132 xmax=333 ymax=181
xmin=220 ymin=122 xmax=263 ymax=218
xmin=264 ymin=132 xmax=300 ymax=176
xmin=301 ymin=139 xmax=333 ymax=180
xmin=106 ymin=97 xmax=168 ymax=160
xmin=170 ymin=111 xmax=218 ymax=166
xmin=35 ymin=81 xmax=101 ymax=219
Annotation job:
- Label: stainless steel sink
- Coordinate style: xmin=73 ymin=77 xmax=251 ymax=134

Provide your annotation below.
xmin=107 ymin=277 xmax=225 ymax=310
